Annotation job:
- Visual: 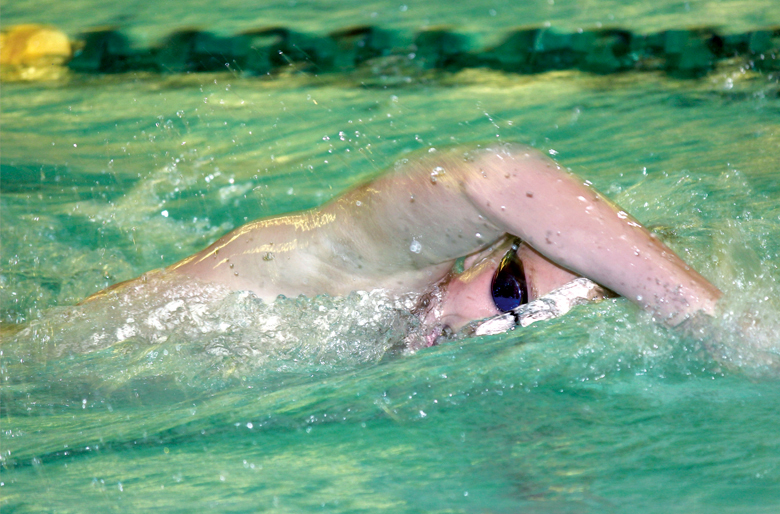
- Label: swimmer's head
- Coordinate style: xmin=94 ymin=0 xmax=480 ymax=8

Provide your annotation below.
xmin=409 ymin=238 xmax=587 ymax=348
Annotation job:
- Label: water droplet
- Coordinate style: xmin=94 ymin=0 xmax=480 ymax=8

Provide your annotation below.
xmin=430 ymin=166 xmax=444 ymax=184
xmin=410 ymin=239 xmax=422 ymax=254
xmin=263 ymin=252 xmax=274 ymax=261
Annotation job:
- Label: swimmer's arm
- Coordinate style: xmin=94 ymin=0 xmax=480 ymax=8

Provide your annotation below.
xmin=457 ymin=144 xmax=721 ymax=325
xmin=334 ymin=143 xmax=720 ymax=325
xmin=167 ymin=142 xmax=720 ymax=323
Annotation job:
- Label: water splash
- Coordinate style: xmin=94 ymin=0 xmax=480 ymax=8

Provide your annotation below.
xmin=4 ymin=271 xmax=418 ymax=392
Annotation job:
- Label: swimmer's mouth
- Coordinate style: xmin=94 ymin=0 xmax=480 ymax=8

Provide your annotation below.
xmin=463 ymin=277 xmax=609 ymax=337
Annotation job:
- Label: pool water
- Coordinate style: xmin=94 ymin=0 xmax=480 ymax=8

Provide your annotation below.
xmin=3 ymin=1 xmax=780 ymax=512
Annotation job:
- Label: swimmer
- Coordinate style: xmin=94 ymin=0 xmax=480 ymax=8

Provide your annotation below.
xmin=87 ymin=142 xmax=722 ymax=344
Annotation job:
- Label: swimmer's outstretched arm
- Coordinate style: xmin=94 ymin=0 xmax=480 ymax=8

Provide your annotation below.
xmin=171 ymin=142 xmax=720 ymax=325
xmin=325 ymin=143 xmax=721 ymax=325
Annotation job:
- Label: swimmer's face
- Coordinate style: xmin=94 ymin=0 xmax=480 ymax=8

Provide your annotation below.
xmin=417 ymin=240 xmax=580 ymax=346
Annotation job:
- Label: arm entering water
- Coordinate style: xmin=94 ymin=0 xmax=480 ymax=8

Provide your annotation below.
xmin=460 ymin=143 xmax=721 ymax=325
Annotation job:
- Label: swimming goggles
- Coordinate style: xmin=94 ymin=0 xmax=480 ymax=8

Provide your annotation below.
xmin=469 ymin=277 xmax=607 ymax=336
xmin=465 ymin=240 xmax=607 ymax=336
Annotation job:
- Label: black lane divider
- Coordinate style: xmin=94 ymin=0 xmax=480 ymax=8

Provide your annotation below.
xmin=56 ymin=25 xmax=780 ymax=78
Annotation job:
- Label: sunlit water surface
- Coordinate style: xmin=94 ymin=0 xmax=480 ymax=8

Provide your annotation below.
xmin=3 ymin=1 xmax=780 ymax=512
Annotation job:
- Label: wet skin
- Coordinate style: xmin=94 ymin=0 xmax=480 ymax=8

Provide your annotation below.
xmin=90 ymin=143 xmax=722 ymax=332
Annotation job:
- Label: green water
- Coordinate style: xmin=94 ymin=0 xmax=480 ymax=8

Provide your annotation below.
xmin=3 ymin=1 xmax=780 ymax=512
